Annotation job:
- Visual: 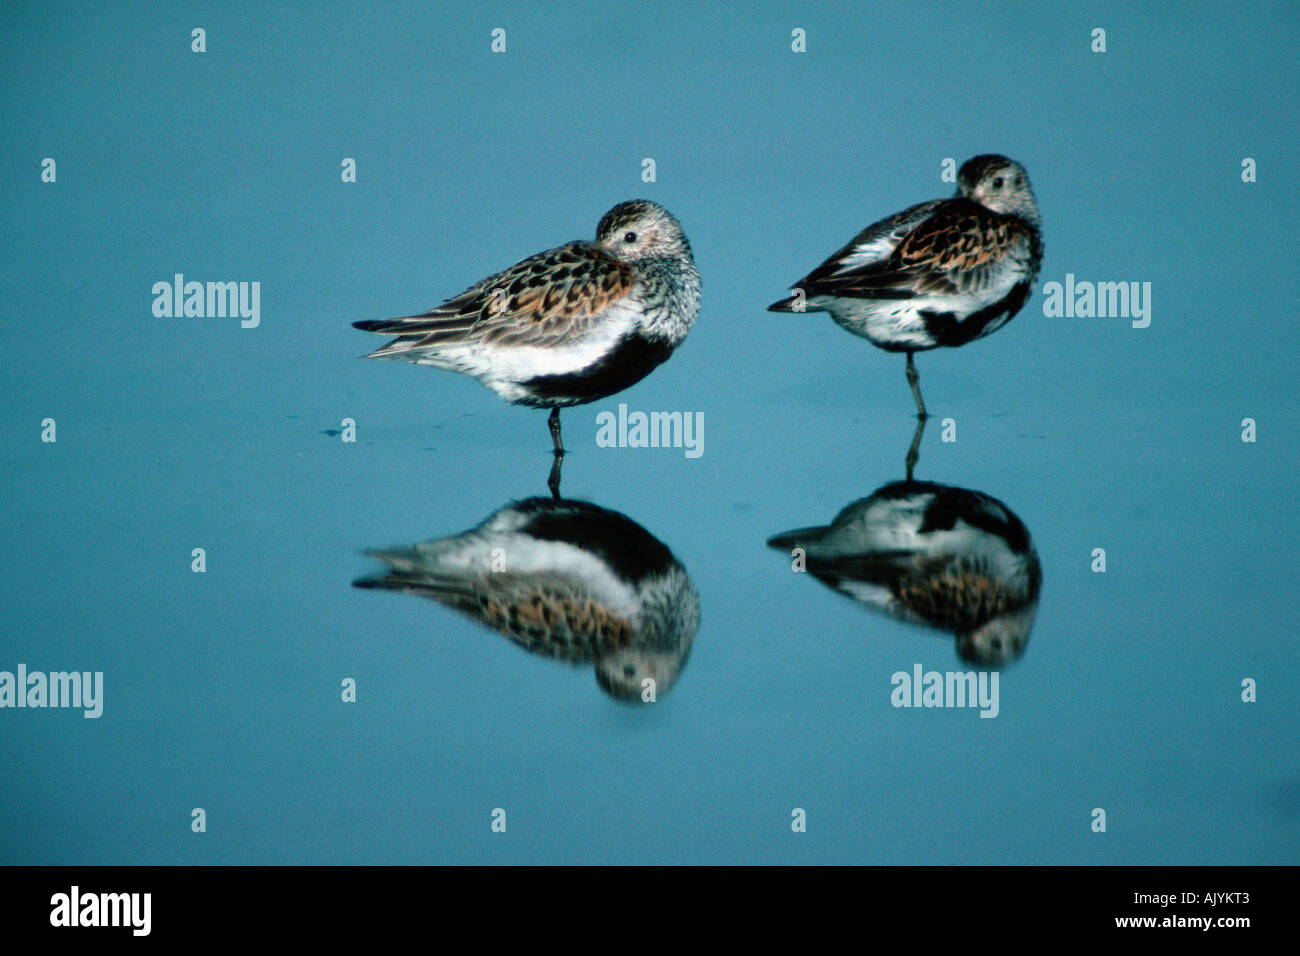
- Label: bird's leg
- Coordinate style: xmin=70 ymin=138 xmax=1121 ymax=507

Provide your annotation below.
xmin=548 ymin=407 xmax=565 ymax=455
xmin=548 ymin=453 xmax=563 ymax=501
xmin=906 ymin=352 xmax=928 ymax=420
xmin=905 ymin=414 xmax=928 ymax=482
xmin=547 ymin=408 xmax=564 ymax=500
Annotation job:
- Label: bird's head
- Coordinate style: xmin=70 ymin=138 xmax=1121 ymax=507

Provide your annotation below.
xmin=955 ymin=603 xmax=1036 ymax=667
xmin=595 ymin=646 xmax=686 ymax=702
xmin=596 ymin=199 xmax=693 ymax=263
xmin=958 ymin=155 xmax=1039 ymax=224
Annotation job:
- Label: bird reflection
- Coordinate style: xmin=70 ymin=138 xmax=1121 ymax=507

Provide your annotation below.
xmin=354 ymin=496 xmax=699 ymax=701
xmin=767 ymin=419 xmax=1041 ymax=665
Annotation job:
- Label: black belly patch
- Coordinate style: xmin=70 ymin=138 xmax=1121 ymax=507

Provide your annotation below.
xmin=520 ymin=333 xmax=677 ymax=406
xmin=920 ymin=281 xmax=1032 ymax=348
xmin=517 ymin=499 xmax=676 ymax=584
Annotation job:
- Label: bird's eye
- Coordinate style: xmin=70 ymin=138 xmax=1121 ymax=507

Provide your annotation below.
xmin=623 ymin=664 xmax=636 ymax=677
xmin=623 ymin=231 xmax=637 ymax=243
xmin=992 ymin=176 xmax=1005 ymax=189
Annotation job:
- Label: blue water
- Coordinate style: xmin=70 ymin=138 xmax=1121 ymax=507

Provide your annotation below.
xmin=2 ymin=1 xmax=1297 ymax=864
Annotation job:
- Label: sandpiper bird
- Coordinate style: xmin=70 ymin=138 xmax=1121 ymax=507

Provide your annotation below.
xmin=768 ymin=155 xmax=1042 ymax=417
xmin=354 ymin=497 xmax=700 ymax=701
xmin=768 ymin=481 xmax=1041 ymax=665
xmin=354 ymin=200 xmax=701 ymax=455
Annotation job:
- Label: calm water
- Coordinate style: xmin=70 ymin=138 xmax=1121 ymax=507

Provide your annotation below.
xmin=2 ymin=1 xmax=1297 ymax=865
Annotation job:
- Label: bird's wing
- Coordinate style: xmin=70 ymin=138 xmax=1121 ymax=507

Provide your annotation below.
xmin=805 ymin=549 xmax=923 ymax=585
xmin=799 ymin=198 xmax=1034 ymax=299
xmin=769 ymin=524 xmax=920 ymax=583
xmin=769 ymin=202 xmax=942 ymax=311
xmin=893 ymin=561 xmax=1010 ymax=633
xmin=353 ymin=241 xmax=635 ymax=355
xmin=354 ymin=565 xmax=632 ymax=661
xmin=476 ymin=582 xmax=635 ymax=660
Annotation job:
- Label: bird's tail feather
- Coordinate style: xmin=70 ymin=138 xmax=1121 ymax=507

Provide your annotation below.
xmin=767 ymin=295 xmax=822 ymax=313
xmin=353 ymin=315 xmax=478 ymax=357
xmin=352 ymin=571 xmax=479 ymax=608
xmin=767 ymin=526 xmax=830 ymax=551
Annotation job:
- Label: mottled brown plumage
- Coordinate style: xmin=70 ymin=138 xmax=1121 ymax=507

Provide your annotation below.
xmin=354 ymin=497 xmax=701 ymax=700
xmin=478 ymin=587 xmax=634 ymax=661
xmin=361 ymin=243 xmax=635 ymax=354
xmin=353 ymin=200 xmax=701 ymax=457
xmin=769 ymin=154 xmax=1043 ymax=416
xmin=768 ymin=480 xmax=1041 ymax=666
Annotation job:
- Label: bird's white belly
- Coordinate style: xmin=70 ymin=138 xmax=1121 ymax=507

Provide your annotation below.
xmin=815 ymin=281 xmax=1016 ymax=349
xmin=416 ymin=320 xmax=632 ymax=395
